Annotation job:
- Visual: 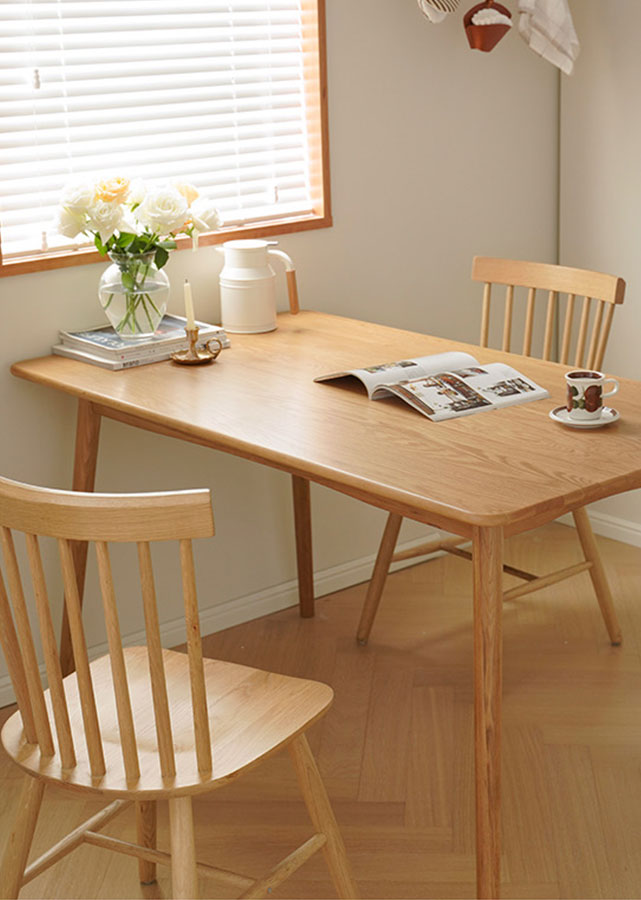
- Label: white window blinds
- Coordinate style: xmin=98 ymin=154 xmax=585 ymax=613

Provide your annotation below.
xmin=1 ymin=0 xmax=317 ymax=260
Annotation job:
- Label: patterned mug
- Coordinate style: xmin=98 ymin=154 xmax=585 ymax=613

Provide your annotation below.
xmin=565 ymin=370 xmax=619 ymax=421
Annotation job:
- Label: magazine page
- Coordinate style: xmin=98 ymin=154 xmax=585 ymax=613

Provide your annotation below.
xmin=60 ymin=315 xmax=228 ymax=354
xmin=314 ymin=351 xmax=479 ymax=398
xmin=372 ymin=362 xmax=549 ymax=422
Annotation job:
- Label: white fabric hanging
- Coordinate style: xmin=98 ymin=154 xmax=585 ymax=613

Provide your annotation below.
xmin=518 ymin=0 xmax=579 ymax=74
xmin=417 ymin=0 xmax=458 ymax=25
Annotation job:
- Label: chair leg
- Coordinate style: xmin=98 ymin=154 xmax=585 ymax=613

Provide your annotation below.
xmin=356 ymin=512 xmax=403 ymax=645
xmin=289 ymin=734 xmax=358 ymax=899
xmin=0 ymin=777 xmax=45 ymax=900
xmin=168 ymin=796 xmax=199 ymax=900
xmin=136 ymin=801 xmax=157 ymax=884
xmin=573 ymin=507 xmax=622 ymax=645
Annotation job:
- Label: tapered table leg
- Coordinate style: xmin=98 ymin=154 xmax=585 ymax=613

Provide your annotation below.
xmin=59 ymin=400 xmax=101 ymax=676
xmin=472 ymin=525 xmax=503 ymax=899
xmin=292 ymin=475 xmax=315 ymax=617
xmin=356 ymin=512 xmax=402 ymax=645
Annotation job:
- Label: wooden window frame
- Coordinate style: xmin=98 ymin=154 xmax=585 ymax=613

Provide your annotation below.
xmin=0 ymin=0 xmax=331 ymax=280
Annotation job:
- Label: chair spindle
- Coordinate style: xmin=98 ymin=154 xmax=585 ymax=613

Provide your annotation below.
xmin=1 ymin=526 xmax=54 ymax=755
xmin=58 ymin=537 xmax=106 ymax=777
xmin=560 ymin=293 xmax=576 ymax=365
xmin=179 ymin=538 xmax=212 ymax=775
xmin=95 ymin=541 xmax=141 ymax=783
xmin=586 ymin=299 xmax=605 ymax=370
xmin=502 ymin=285 xmax=514 ymax=352
xmin=522 ymin=287 xmax=536 ymax=356
xmin=0 ymin=566 xmax=38 ymax=743
xmin=542 ymin=290 xmax=557 ymax=360
xmin=574 ymin=296 xmax=591 ymax=367
xmin=480 ymin=283 xmax=491 ymax=347
xmin=25 ymin=533 xmax=76 ymax=769
xmin=137 ymin=540 xmax=176 ymax=778
xmin=594 ymin=302 xmax=615 ymax=371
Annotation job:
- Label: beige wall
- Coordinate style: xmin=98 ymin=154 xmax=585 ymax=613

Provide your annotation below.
xmin=0 ymin=1 xmax=559 ymax=700
xmin=559 ymin=0 xmax=641 ymax=536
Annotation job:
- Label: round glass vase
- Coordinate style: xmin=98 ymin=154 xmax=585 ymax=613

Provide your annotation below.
xmin=98 ymin=251 xmax=170 ymax=340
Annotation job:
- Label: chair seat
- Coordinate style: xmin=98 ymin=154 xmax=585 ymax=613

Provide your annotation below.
xmin=1 ymin=647 xmax=333 ymax=798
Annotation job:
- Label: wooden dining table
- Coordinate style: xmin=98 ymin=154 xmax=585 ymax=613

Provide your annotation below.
xmin=11 ymin=310 xmax=641 ymax=899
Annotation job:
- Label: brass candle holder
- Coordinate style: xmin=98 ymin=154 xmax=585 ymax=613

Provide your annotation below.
xmin=171 ymin=327 xmax=223 ymax=365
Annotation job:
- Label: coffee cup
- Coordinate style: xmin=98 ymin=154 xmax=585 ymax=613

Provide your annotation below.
xmin=565 ymin=370 xmax=618 ymax=420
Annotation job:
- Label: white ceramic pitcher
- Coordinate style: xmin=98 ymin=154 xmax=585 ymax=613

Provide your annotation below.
xmin=216 ymin=239 xmax=299 ymax=333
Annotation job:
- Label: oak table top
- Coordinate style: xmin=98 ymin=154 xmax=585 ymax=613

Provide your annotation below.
xmin=11 ymin=310 xmax=641 ymax=535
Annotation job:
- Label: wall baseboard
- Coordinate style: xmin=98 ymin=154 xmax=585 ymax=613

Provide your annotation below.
xmin=0 ymin=530 xmax=441 ymax=709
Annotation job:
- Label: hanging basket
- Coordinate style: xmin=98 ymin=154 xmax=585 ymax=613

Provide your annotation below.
xmin=464 ymin=1 xmax=512 ymax=52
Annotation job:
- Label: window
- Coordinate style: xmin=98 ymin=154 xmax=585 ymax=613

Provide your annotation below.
xmin=0 ymin=0 xmax=330 ymax=276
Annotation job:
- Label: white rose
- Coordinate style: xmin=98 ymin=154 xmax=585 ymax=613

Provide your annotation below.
xmin=174 ymin=181 xmax=199 ymax=206
xmin=87 ymin=199 xmax=123 ymax=243
xmin=135 ymin=186 xmax=188 ymax=235
xmin=127 ymin=178 xmax=147 ymax=207
xmin=57 ymin=205 xmax=87 ymax=238
xmin=190 ymin=198 xmax=222 ymax=234
xmin=60 ymin=182 xmax=95 ymax=214
xmin=118 ymin=208 xmax=142 ymax=236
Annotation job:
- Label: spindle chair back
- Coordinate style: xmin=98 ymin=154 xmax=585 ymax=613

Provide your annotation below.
xmin=0 ymin=476 xmax=214 ymax=788
xmin=474 ymin=256 xmax=625 ymax=369
xmin=355 ymin=258 xmax=626 ymax=648
xmin=0 ymin=476 xmax=356 ymax=899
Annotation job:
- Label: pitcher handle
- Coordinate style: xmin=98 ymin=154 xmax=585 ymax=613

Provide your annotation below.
xmin=267 ymin=248 xmax=300 ymax=315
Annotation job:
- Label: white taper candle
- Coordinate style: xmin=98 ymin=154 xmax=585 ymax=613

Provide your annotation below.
xmin=184 ymin=278 xmax=196 ymax=330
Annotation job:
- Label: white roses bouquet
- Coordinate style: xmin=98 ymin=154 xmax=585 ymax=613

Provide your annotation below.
xmin=57 ymin=176 xmax=222 ymax=337
xmin=57 ymin=176 xmax=221 ymax=269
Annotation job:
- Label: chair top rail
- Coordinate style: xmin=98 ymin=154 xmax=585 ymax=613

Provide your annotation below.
xmin=472 ymin=257 xmax=625 ymax=305
xmin=0 ymin=476 xmax=214 ymax=542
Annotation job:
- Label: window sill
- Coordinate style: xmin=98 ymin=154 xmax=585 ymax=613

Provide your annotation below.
xmin=0 ymin=212 xmax=332 ymax=279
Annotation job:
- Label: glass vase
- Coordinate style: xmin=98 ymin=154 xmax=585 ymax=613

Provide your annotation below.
xmin=98 ymin=251 xmax=170 ymax=340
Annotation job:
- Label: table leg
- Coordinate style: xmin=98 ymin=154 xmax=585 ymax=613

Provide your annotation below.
xmin=356 ymin=512 xmax=402 ymax=645
xmin=59 ymin=400 xmax=102 ymax=677
xmin=472 ymin=524 xmax=503 ymax=899
xmin=291 ymin=475 xmax=314 ymax=617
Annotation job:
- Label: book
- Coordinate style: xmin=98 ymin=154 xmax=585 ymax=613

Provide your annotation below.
xmin=52 ymin=343 xmax=209 ymax=370
xmin=58 ymin=314 xmax=229 ymax=362
xmin=314 ymin=350 xmax=549 ymax=422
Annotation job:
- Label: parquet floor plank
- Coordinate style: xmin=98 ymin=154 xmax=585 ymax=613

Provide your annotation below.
xmin=2 ymin=522 xmax=641 ymax=898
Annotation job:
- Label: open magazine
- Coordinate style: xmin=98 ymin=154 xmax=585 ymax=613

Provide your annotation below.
xmin=314 ymin=351 xmax=549 ymax=422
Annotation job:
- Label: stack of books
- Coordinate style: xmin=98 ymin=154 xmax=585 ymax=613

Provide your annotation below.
xmin=53 ymin=315 xmax=230 ymax=370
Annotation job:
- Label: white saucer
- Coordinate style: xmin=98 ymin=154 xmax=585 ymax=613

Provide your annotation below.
xmin=549 ymin=406 xmax=620 ymax=429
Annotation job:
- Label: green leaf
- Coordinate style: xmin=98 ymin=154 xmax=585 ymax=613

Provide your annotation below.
xmin=117 ymin=231 xmax=136 ymax=249
xmin=121 ymin=272 xmax=135 ymax=291
xmin=94 ymin=233 xmax=107 ymax=256
xmin=160 ymin=240 xmax=177 ymax=251
xmin=154 ymin=246 xmax=169 ymax=270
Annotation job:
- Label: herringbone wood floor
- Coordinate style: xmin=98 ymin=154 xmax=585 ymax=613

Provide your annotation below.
xmin=2 ymin=522 xmax=641 ymax=899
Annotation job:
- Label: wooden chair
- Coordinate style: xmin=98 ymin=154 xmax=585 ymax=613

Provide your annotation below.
xmin=356 ymin=256 xmax=626 ymax=646
xmin=0 ymin=476 xmax=357 ymax=900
